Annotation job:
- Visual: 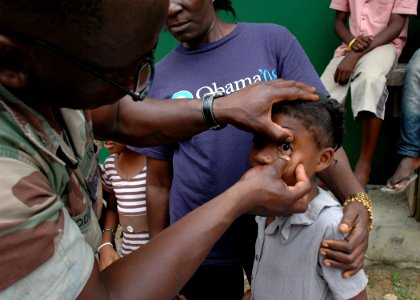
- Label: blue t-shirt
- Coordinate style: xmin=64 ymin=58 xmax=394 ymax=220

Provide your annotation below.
xmin=134 ymin=23 xmax=327 ymax=265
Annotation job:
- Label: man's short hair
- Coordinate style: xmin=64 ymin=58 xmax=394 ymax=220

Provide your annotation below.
xmin=0 ymin=0 xmax=104 ymax=39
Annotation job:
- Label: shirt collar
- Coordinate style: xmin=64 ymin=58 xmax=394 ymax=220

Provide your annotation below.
xmin=264 ymin=187 xmax=341 ymax=240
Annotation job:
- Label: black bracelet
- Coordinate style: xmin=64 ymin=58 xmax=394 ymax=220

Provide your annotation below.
xmin=202 ymin=92 xmax=226 ymax=130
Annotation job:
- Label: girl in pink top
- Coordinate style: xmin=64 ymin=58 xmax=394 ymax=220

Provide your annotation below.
xmin=321 ymin=0 xmax=417 ymax=189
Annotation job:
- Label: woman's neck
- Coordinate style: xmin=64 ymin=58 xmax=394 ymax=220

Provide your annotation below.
xmin=183 ymin=18 xmax=236 ymax=48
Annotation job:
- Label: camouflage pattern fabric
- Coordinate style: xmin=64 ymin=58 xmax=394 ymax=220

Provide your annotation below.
xmin=0 ymin=84 xmax=101 ymax=296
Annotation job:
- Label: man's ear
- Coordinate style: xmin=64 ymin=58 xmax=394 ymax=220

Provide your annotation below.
xmin=0 ymin=36 xmax=28 ymax=88
xmin=315 ymin=147 xmax=335 ymax=173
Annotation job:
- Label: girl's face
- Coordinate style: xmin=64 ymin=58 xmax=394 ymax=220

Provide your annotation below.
xmin=103 ymin=141 xmax=126 ymax=154
xmin=167 ymin=0 xmax=217 ymax=46
xmin=249 ymin=113 xmax=331 ymax=186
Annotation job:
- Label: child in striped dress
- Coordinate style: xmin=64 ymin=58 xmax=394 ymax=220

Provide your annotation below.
xmin=98 ymin=141 xmax=149 ymax=270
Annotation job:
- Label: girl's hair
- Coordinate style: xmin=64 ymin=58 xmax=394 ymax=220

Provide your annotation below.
xmin=213 ymin=0 xmax=236 ymax=18
xmin=273 ymin=94 xmax=346 ymax=151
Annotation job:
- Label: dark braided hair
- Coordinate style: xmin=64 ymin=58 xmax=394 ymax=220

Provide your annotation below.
xmin=213 ymin=0 xmax=237 ymax=18
xmin=273 ymin=94 xmax=346 ymax=151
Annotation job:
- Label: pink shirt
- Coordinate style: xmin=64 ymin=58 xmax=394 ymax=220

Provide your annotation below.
xmin=330 ymin=0 xmax=418 ymax=57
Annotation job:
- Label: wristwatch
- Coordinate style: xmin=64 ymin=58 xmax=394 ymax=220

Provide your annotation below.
xmin=202 ymin=91 xmax=227 ymax=130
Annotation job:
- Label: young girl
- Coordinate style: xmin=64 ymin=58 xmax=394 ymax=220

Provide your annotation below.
xmin=98 ymin=141 xmax=149 ymax=270
xmin=248 ymin=95 xmax=369 ymax=300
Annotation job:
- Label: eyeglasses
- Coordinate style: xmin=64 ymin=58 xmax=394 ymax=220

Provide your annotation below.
xmin=33 ymin=38 xmax=154 ymax=101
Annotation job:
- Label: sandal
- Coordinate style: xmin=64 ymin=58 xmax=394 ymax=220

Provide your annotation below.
xmin=381 ymin=173 xmax=418 ymax=194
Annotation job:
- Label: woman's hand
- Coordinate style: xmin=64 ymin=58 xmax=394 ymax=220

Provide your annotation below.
xmin=320 ymin=201 xmax=369 ymax=278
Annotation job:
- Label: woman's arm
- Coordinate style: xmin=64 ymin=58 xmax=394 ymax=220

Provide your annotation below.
xmin=318 ymin=148 xmax=370 ymax=278
xmin=146 ymin=157 xmax=172 ymax=239
xmin=98 ymin=190 xmax=120 ymax=271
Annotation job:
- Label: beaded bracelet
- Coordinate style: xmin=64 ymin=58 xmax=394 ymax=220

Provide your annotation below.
xmin=343 ymin=192 xmax=374 ymax=231
xmin=97 ymin=242 xmax=113 ymax=253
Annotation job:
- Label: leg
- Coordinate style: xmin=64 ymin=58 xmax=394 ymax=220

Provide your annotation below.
xmin=350 ymin=45 xmax=398 ymax=188
xmin=320 ymin=56 xmax=351 ymax=189
xmin=387 ymin=49 xmax=420 ymax=190
xmin=355 ymin=112 xmax=382 ymax=188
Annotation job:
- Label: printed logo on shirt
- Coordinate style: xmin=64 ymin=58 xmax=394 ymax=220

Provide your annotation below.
xmin=172 ymin=90 xmax=194 ymax=99
xmin=171 ymin=68 xmax=278 ymax=99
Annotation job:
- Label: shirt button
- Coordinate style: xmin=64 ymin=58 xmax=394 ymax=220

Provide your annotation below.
xmin=127 ymin=225 xmax=134 ymax=233
xmin=255 ymin=254 xmax=259 ymax=261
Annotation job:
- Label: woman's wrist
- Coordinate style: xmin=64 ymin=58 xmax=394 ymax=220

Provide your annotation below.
xmin=343 ymin=192 xmax=374 ymax=231
xmin=97 ymin=242 xmax=114 ymax=254
xmin=102 ymin=227 xmax=116 ymax=236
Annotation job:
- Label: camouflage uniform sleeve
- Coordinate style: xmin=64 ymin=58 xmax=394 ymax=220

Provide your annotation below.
xmin=0 ymin=157 xmax=94 ymax=298
xmin=0 ymin=157 xmax=63 ymax=290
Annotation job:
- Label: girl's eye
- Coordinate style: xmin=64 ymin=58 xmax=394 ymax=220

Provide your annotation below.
xmin=279 ymin=143 xmax=293 ymax=155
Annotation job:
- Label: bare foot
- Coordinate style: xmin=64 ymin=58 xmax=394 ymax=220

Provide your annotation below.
xmin=354 ymin=160 xmax=371 ymax=189
xmin=386 ymin=156 xmax=420 ymax=190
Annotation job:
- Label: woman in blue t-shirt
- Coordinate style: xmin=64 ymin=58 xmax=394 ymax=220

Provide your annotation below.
xmin=131 ymin=1 xmax=371 ymax=299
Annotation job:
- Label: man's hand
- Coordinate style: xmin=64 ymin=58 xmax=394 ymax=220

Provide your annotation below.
xmin=334 ymin=52 xmax=361 ymax=85
xmin=214 ymin=80 xmax=319 ymax=141
xmin=239 ymin=159 xmax=312 ymax=216
xmin=319 ymin=201 xmax=369 ymax=278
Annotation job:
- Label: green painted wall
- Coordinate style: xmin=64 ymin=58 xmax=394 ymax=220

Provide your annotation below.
xmin=155 ymin=0 xmax=340 ymax=74
xmin=152 ymin=1 xmax=420 ymax=184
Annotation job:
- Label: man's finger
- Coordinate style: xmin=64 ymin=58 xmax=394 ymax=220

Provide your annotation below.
xmin=261 ymin=121 xmax=294 ymax=142
xmin=265 ymin=156 xmax=290 ymax=179
xmin=288 ymin=164 xmax=311 ymax=200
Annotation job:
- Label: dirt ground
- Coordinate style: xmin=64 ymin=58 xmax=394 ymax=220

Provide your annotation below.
xmin=365 ymin=266 xmax=420 ymax=300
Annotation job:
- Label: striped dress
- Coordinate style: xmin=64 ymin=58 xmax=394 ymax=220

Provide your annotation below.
xmin=102 ymin=154 xmax=149 ymax=256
